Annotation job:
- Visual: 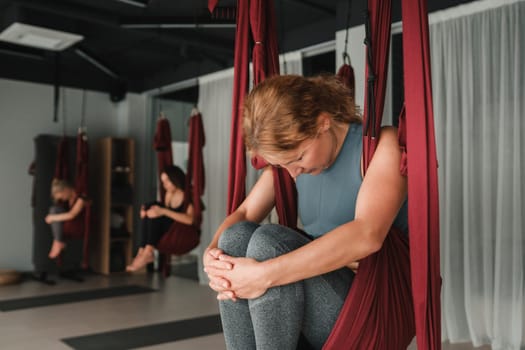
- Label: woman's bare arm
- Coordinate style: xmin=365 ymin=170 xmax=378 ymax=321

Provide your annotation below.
xmin=159 ymin=204 xmax=195 ymax=225
xmin=48 ymin=198 xmax=86 ymax=222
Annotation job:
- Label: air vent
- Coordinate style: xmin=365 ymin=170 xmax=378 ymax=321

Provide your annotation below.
xmin=0 ymin=23 xmax=83 ymax=51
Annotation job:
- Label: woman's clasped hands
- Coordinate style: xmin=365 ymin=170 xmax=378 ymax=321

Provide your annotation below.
xmin=203 ymin=248 xmax=270 ymax=301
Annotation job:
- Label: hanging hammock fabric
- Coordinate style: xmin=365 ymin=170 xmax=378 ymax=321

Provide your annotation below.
xmin=157 ymin=220 xmax=200 ymax=256
xmin=250 ymin=0 xmax=298 ymax=228
xmin=250 ymin=0 xmax=279 ymax=85
xmin=75 ymin=131 xmax=89 ymax=198
xmin=208 ymin=0 xmax=219 ymax=13
xmin=225 ymin=0 xmax=298 ymax=228
xmin=185 ymin=111 xmax=206 ymax=227
xmin=336 ymin=63 xmax=355 ymax=101
xmin=153 ymin=117 xmax=174 ymax=200
xmin=324 ymin=0 xmax=417 ymax=348
xmin=401 ymin=0 xmax=441 ymax=347
xmin=226 ymin=0 xmax=250 ymax=214
xmin=327 ymin=0 xmax=441 ymax=347
xmin=154 ymin=113 xmax=202 ymax=260
xmin=157 ymin=183 xmax=201 ymax=258
xmin=73 ymin=130 xmax=91 ymax=269
xmin=53 ymin=134 xmax=91 ymax=269
xmin=54 ymin=137 xmax=70 ymax=181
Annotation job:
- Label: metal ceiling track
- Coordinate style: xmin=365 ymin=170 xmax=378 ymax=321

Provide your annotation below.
xmin=113 ymin=0 xmax=150 ymax=8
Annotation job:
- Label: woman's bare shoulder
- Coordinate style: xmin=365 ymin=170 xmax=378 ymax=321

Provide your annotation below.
xmin=377 ymin=126 xmax=401 ymax=150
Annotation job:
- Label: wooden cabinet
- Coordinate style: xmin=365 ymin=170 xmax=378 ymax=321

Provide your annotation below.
xmin=92 ymin=137 xmax=135 ymax=274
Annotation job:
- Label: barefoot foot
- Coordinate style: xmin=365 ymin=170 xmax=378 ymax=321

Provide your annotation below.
xmin=126 ymin=248 xmax=154 ymax=272
xmin=48 ymin=240 xmax=66 ymax=259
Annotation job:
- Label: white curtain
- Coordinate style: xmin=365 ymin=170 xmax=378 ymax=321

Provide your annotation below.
xmin=197 ymin=69 xmax=234 ymax=284
xmin=430 ymin=1 xmax=525 ymax=349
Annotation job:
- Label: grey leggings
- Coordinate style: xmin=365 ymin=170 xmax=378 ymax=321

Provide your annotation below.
xmin=49 ymin=205 xmax=65 ymax=242
xmin=218 ymin=221 xmax=354 ymax=350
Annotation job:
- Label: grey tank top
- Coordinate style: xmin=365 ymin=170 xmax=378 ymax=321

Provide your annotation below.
xmin=296 ymin=123 xmax=408 ymax=238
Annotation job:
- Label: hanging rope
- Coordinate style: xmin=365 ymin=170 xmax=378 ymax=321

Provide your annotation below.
xmin=342 ymin=0 xmax=352 ymax=65
xmin=278 ymin=0 xmax=287 ymax=74
xmin=61 ymin=87 xmax=67 ymax=136
xmin=336 ymin=0 xmax=356 ymax=100
xmin=80 ymin=90 xmax=87 ymax=132
xmin=363 ymin=10 xmax=376 ymax=139
xmin=157 ymin=87 xmax=166 ymax=119
xmin=53 ymin=54 xmax=60 ymax=123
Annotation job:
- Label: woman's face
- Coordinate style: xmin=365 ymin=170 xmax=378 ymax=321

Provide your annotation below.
xmin=160 ymin=172 xmax=176 ymax=192
xmin=53 ymin=188 xmax=71 ymax=202
xmin=263 ymin=128 xmax=336 ymax=178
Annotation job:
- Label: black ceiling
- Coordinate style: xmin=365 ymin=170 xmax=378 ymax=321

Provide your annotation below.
xmin=0 ymin=0 xmax=473 ymax=101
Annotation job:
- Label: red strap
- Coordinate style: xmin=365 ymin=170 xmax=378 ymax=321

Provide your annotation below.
xmin=227 ymin=0 xmax=250 ymax=213
xmin=401 ymin=0 xmax=441 ymax=347
xmin=54 ymin=137 xmax=70 ymax=180
xmin=208 ymin=0 xmax=218 ymax=14
xmin=81 ymin=202 xmax=91 ymax=269
xmin=186 ymin=113 xmax=206 ymax=227
xmin=154 ymin=118 xmax=174 ymax=200
xmin=75 ymin=131 xmax=89 ymax=197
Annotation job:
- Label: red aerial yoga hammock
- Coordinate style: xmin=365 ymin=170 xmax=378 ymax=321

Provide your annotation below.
xmin=154 ymin=114 xmax=204 ymax=268
xmin=218 ymin=0 xmax=441 ymax=348
xmin=53 ymin=130 xmax=91 ymax=269
xmin=184 ymin=110 xmax=206 ymax=228
xmin=153 ymin=116 xmax=174 ymax=200
xmin=325 ymin=1 xmax=416 ymax=348
xmin=226 ymin=0 xmax=298 ymax=229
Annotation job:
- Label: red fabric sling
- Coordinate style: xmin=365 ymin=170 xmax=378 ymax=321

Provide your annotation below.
xmin=250 ymin=0 xmax=298 ymax=228
xmin=75 ymin=131 xmax=89 ymax=198
xmin=157 ymin=223 xmax=199 ymax=256
xmin=324 ymin=1 xmax=417 ymax=348
xmin=226 ymin=0 xmax=298 ymax=228
xmin=337 ymin=62 xmax=355 ymax=101
xmin=155 ymin=112 xmax=204 ymax=257
xmin=326 ymin=0 xmax=441 ymax=348
xmin=226 ymin=0 xmax=250 ymax=214
xmin=53 ymin=133 xmax=91 ymax=269
xmin=54 ymin=137 xmax=70 ymax=181
xmin=401 ymin=0 xmax=441 ymax=347
xmin=153 ymin=117 xmax=174 ymax=200
xmin=157 ymin=194 xmax=200 ymax=257
xmin=157 ymin=209 xmax=200 ymax=256
xmin=185 ymin=112 xmax=206 ymax=227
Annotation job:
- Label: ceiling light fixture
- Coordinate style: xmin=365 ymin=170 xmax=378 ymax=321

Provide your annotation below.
xmin=113 ymin=0 xmax=149 ymax=8
xmin=0 ymin=23 xmax=83 ymax=51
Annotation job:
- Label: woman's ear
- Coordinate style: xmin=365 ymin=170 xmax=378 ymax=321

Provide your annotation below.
xmin=318 ymin=112 xmax=331 ymax=132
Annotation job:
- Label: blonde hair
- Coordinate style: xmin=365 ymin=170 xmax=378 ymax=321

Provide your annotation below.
xmin=243 ymin=74 xmax=361 ymax=157
xmin=50 ymin=178 xmax=73 ymax=200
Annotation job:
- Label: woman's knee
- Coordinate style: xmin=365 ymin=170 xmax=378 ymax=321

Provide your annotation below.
xmin=49 ymin=205 xmax=65 ymax=214
xmin=218 ymin=221 xmax=259 ymax=257
xmin=246 ymin=224 xmax=306 ymax=261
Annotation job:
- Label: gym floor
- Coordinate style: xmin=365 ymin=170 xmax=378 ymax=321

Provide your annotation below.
xmin=0 ymin=264 xmax=489 ymax=350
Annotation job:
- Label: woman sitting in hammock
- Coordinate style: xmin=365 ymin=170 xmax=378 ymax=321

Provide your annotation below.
xmin=203 ymin=75 xmax=409 ymax=349
xmin=45 ymin=179 xmax=86 ymax=259
xmin=126 ymin=165 xmax=194 ymax=272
